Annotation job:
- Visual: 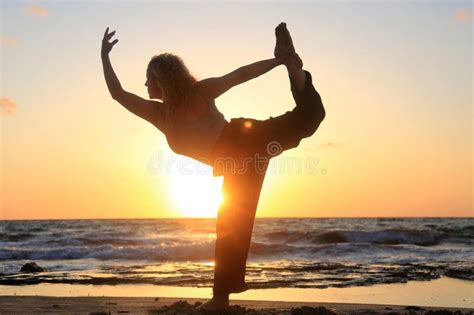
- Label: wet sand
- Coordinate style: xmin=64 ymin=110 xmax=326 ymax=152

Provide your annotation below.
xmin=0 ymin=296 xmax=472 ymax=314
xmin=2 ymin=277 xmax=473 ymax=308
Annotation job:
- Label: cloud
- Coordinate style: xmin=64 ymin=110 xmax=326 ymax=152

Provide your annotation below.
xmin=0 ymin=97 xmax=18 ymax=115
xmin=25 ymin=4 xmax=48 ymax=16
xmin=320 ymin=141 xmax=342 ymax=148
xmin=0 ymin=33 xmax=21 ymax=48
xmin=455 ymin=9 xmax=471 ymax=22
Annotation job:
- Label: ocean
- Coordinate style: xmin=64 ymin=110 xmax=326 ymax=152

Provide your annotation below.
xmin=1 ymin=218 xmax=472 ymax=289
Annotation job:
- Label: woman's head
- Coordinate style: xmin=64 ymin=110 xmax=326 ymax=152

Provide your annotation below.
xmin=146 ymin=53 xmax=196 ymax=107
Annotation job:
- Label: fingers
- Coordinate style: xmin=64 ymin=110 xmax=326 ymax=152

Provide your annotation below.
xmin=111 ymin=39 xmax=119 ymax=47
xmin=106 ymin=30 xmax=116 ymax=40
xmin=102 ymin=27 xmax=116 ymax=41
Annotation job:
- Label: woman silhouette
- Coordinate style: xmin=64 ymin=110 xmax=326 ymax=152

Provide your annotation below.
xmin=101 ymin=23 xmax=325 ymax=310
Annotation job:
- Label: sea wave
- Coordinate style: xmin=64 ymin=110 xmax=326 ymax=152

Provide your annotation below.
xmin=0 ymin=241 xmax=215 ymax=261
xmin=1 ymin=218 xmax=473 ymax=289
xmin=263 ymin=229 xmax=443 ymax=246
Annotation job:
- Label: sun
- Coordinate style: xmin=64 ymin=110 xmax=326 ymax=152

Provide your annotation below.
xmin=169 ymin=174 xmax=224 ymax=218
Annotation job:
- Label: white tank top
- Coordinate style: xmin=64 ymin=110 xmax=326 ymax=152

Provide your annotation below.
xmin=160 ymin=99 xmax=228 ymax=162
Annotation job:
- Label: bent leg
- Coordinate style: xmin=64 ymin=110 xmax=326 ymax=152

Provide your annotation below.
xmin=239 ymin=69 xmax=325 ymax=156
xmin=288 ymin=69 xmax=326 ymax=139
xmin=210 ymin=69 xmax=324 ymax=177
xmin=213 ymin=162 xmax=268 ymax=295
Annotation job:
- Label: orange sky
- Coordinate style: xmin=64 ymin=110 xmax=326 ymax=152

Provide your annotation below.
xmin=1 ymin=2 xmax=472 ymax=219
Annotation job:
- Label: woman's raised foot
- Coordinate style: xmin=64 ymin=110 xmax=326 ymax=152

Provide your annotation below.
xmin=274 ymin=23 xmax=302 ymax=69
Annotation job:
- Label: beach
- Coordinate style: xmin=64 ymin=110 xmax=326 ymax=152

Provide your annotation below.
xmin=1 ymin=276 xmax=473 ymax=314
xmin=1 ymin=295 xmax=472 ymax=314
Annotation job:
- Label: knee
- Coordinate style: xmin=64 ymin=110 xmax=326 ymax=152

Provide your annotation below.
xmin=299 ymin=101 xmax=325 ymax=138
xmin=301 ymin=116 xmax=322 ymax=138
xmin=294 ymin=83 xmax=326 ymax=137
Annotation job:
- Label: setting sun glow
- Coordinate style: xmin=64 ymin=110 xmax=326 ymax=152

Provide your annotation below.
xmin=169 ymin=175 xmax=224 ymax=218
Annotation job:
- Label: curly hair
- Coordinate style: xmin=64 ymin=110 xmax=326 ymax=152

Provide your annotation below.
xmin=147 ymin=53 xmax=197 ymax=111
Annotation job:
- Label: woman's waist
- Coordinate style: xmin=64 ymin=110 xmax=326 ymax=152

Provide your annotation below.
xmin=166 ymin=120 xmax=229 ymax=164
xmin=210 ymin=117 xmax=264 ymax=155
xmin=209 ymin=118 xmax=270 ymax=176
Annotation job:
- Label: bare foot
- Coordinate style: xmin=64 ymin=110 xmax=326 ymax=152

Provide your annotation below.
xmin=280 ymin=23 xmax=296 ymax=55
xmin=274 ymin=22 xmax=302 ymax=69
xmin=274 ymin=22 xmax=294 ymax=60
xmin=197 ymin=295 xmax=229 ymax=311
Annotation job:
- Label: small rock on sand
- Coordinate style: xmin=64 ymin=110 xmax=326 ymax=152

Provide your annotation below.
xmin=20 ymin=262 xmax=47 ymax=273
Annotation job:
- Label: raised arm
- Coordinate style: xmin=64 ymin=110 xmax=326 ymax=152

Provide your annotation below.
xmin=196 ymin=58 xmax=283 ymax=101
xmin=101 ymin=27 xmax=164 ymax=125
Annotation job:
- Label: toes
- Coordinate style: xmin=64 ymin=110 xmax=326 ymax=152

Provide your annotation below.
xmin=275 ymin=22 xmax=297 ymax=60
xmin=276 ymin=22 xmax=286 ymax=35
xmin=276 ymin=26 xmax=285 ymax=38
xmin=275 ymin=23 xmax=282 ymax=33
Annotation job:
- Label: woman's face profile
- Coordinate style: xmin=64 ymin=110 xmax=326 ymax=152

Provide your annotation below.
xmin=145 ymin=73 xmax=163 ymax=100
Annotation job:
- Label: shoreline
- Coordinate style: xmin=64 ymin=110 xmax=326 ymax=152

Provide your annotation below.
xmin=1 ymin=277 xmax=473 ymax=309
xmin=1 ymin=296 xmax=472 ymax=314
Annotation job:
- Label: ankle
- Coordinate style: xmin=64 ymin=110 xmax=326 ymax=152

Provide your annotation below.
xmin=288 ymin=68 xmax=306 ymax=92
xmin=213 ymin=293 xmax=229 ymax=300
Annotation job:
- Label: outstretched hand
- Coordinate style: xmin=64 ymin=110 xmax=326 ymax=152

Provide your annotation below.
xmin=101 ymin=27 xmax=118 ymax=57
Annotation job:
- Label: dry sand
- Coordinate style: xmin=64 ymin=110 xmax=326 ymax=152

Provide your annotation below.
xmin=0 ymin=296 xmax=472 ymax=314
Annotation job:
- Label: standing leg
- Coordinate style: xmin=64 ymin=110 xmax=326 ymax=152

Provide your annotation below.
xmin=214 ymin=164 xmax=267 ymax=294
xmin=200 ymin=160 xmax=268 ymax=309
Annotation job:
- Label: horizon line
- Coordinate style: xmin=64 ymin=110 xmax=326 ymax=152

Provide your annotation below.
xmin=1 ymin=216 xmax=473 ymax=221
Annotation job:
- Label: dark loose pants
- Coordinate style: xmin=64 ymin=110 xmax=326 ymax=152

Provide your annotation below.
xmin=209 ymin=70 xmax=325 ymax=295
